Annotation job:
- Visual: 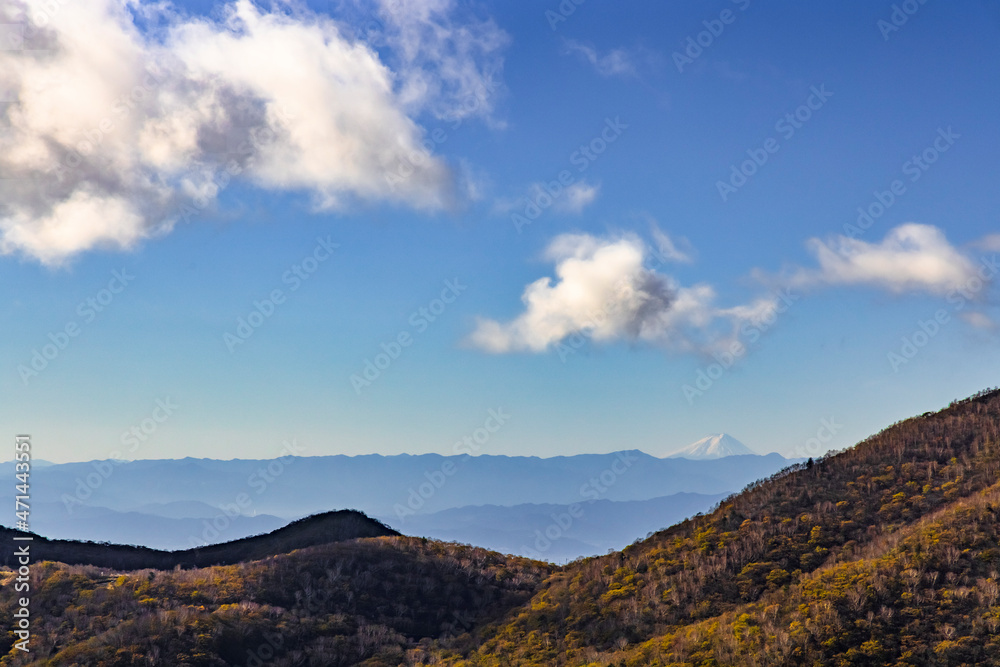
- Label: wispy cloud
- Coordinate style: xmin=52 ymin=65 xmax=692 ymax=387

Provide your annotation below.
xmin=564 ymin=39 xmax=636 ymax=77
xmin=651 ymin=224 xmax=695 ymax=264
xmin=370 ymin=0 xmax=508 ymax=124
xmin=554 ymin=181 xmax=600 ymax=213
xmin=976 ymin=234 xmax=1000 ymax=252
xmin=0 ymin=0 xmax=507 ymax=265
xmin=493 ymin=179 xmax=600 ymax=216
xmin=782 ymin=223 xmax=981 ymax=296
xmin=960 ymin=311 xmax=997 ymax=330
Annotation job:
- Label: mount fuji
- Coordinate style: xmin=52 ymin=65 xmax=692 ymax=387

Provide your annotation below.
xmin=667 ymin=433 xmax=758 ymax=460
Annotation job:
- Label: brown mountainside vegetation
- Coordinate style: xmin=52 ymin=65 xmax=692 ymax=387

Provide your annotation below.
xmin=0 ymin=537 xmax=550 ymax=666
xmin=1 ymin=387 xmax=998 ymax=666
xmin=423 ymin=387 xmax=1000 ymax=666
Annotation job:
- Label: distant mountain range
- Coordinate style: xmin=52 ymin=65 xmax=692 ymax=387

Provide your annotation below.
xmin=667 ymin=433 xmax=758 ymax=459
xmin=5 ymin=389 xmax=999 ymax=665
xmin=0 ymin=498 xmax=286 ymax=551
xmin=1 ymin=446 xmax=798 ymax=560
xmin=379 ymin=491 xmax=728 ymax=562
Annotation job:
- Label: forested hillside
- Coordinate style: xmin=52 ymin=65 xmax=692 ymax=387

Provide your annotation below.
xmin=0 ymin=537 xmax=550 ymax=666
xmin=2 ymin=388 xmax=998 ymax=666
xmin=424 ymin=387 xmax=1000 ymax=666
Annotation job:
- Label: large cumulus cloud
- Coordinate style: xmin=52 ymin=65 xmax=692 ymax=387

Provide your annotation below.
xmin=0 ymin=0 xmax=506 ymax=265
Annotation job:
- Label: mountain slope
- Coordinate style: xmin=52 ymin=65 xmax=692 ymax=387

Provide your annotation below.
xmin=428 ymin=387 xmax=1000 ymax=665
xmin=667 ymin=432 xmax=757 ymax=459
xmin=634 ymin=482 xmax=1000 ymax=666
xmin=0 ymin=537 xmax=552 ymax=666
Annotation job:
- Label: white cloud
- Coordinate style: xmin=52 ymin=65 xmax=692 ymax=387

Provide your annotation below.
xmin=493 ymin=179 xmax=600 ymax=218
xmin=651 ymin=225 xmax=695 ymax=264
xmin=468 ymin=233 xmax=775 ymax=354
xmin=0 ymin=0 xmax=506 ymax=265
xmin=371 ymin=0 xmax=508 ymax=124
xmin=564 ymin=40 xmax=635 ymax=78
xmin=470 ymin=223 xmax=998 ymax=356
xmin=554 ymin=181 xmax=599 ymax=214
xmin=455 ymin=158 xmax=489 ymax=203
xmin=976 ymin=234 xmax=1000 ymax=252
xmin=960 ymin=311 xmax=997 ymax=330
xmin=787 ymin=224 xmax=979 ymax=296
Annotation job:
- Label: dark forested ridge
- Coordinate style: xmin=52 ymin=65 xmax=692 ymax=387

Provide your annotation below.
xmin=0 ymin=537 xmax=550 ymax=666
xmin=0 ymin=510 xmax=398 ymax=570
xmin=2 ymin=387 xmax=999 ymax=666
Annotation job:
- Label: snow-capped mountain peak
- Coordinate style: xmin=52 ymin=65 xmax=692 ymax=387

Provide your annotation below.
xmin=667 ymin=433 xmax=756 ymax=460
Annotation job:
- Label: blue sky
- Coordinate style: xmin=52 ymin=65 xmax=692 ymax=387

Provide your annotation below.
xmin=2 ymin=0 xmax=998 ymax=462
